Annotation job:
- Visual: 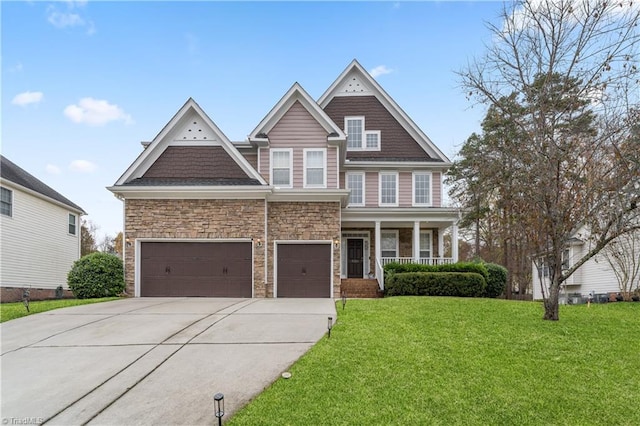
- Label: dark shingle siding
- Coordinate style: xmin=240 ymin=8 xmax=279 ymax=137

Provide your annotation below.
xmin=0 ymin=155 xmax=85 ymax=213
xmin=123 ymin=178 xmax=261 ymax=186
xmin=323 ymin=96 xmax=433 ymax=161
xmin=136 ymin=146 xmax=257 ymax=183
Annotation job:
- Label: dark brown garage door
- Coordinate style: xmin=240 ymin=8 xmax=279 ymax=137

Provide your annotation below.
xmin=277 ymin=243 xmax=331 ymax=298
xmin=140 ymin=242 xmax=252 ymax=297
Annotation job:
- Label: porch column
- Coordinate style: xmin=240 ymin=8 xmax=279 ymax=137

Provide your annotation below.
xmin=413 ymin=221 xmax=420 ymax=262
xmin=438 ymin=228 xmax=444 ymax=259
xmin=452 ymin=223 xmax=459 ymax=262
xmin=375 ymin=221 xmax=381 ymax=263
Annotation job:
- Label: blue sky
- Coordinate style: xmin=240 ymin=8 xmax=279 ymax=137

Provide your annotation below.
xmin=2 ymin=1 xmax=504 ymax=240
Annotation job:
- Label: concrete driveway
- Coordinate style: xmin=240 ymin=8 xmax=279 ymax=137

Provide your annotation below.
xmin=1 ymin=298 xmax=336 ymax=425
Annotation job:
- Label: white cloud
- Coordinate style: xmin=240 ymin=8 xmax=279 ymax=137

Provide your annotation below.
xmin=370 ymin=65 xmax=393 ymax=78
xmin=46 ymin=2 xmax=96 ymax=34
xmin=9 ymin=62 xmax=23 ymax=73
xmin=64 ymin=97 xmax=133 ymax=126
xmin=12 ymin=91 xmax=44 ymax=107
xmin=45 ymin=164 xmax=62 ymax=175
xmin=69 ymin=160 xmax=97 ymax=173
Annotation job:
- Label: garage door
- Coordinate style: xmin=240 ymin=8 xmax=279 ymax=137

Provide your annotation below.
xmin=277 ymin=243 xmax=331 ymax=298
xmin=140 ymin=242 xmax=252 ymax=297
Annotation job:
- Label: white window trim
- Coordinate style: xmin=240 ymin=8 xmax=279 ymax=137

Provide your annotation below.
xmin=346 ymin=171 xmax=365 ymax=207
xmin=412 ymin=171 xmax=433 ymax=207
xmin=303 ymin=148 xmax=327 ymax=188
xmin=364 ymin=130 xmax=381 ymax=151
xmin=345 ymin=116 xmax=365 ymax=151
xmin=270 ymin=148 xmax=293 ymax=188
xmin=68 ymin=213 xmax=77 ymax=236
xmin=381 ymin=230 xmax=399 ymax=258
xmin=420 ymin=230 xmax=433 ymax=258
xmin=379 ymin=172 xmax=399 ymax=207
xmin=1 ymin=187 xmax=13 ymax=218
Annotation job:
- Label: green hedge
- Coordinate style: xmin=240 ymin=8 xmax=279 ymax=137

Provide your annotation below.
xmin=384 ymin=262 xmax=489 ymax=280
xmin=67 ymin=252 xmax=125 ymax=299
xmin=484 ymin=263 xmax=508 ymax=298
xmin=385 ymin=272 xmax=487 ymax=298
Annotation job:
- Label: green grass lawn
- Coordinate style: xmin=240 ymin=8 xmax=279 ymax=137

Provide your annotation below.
xmin=230 ymin=297 xmax=640 ymax=426
xmin=0 ymin=297 xmax=120 ymax=322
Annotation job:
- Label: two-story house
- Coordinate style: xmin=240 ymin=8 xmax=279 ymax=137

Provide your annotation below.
xmin=108 ymin=60 xmax=460 ymax=298
xmin=1 ymin=155 xmax=85 ymax=301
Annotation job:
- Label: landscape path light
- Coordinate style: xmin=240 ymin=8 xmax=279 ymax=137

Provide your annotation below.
xmin=214 ymin=393 xmax=224 ymax=426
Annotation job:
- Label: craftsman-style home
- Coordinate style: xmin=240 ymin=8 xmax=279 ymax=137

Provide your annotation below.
xmin=109 ymin=60 xmax=460 ymax=298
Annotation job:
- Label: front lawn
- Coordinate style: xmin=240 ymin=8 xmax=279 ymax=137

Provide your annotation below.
xmin=0 ymin=297 xmax=120 ymax=322
xmin=230 ymin=297 xmax=640 ymax=425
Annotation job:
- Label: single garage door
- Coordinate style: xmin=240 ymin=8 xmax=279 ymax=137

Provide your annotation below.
xmin=277 ymin=243 xmax=331 ymax=298
xmin=140 ymin=242 xmax=252 ymax=297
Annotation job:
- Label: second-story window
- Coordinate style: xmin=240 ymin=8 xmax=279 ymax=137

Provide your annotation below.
xmin=346 ymin=172 xmax=364 ymax=206
xmin=304 ymin=148 xmax=326 ymax=188
xmin=379 ymin=172 xmax=398 ymax=206
xmin=345 ymin=117 xmax=364 ymax=149
xmin=271 ymin=149 xmax=292 ymax=187
xmin=68 ymin=213 xmax=77 ymax=235
xmin=1 ymin=187 xmax=12 ymax=217
xmin=413 ymin=172 xmax=432 ymax=206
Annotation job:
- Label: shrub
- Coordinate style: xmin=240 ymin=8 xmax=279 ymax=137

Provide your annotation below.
xmin=67 ymin=252 xmax=125 ymax=299
xmin=483 ymin=263 xmax=508 ymax=298
xmin=385 ymin=272 xmax=486 ymax=298
xmin=384 ymin=262 xmax=489 ymax=279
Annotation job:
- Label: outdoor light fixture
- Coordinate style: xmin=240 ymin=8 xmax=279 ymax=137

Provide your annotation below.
xmin=125 ymin=238 xmax=132 ymax=247
xmin=214 ymin=393 xmax=225 ymax=426
xmin=327 ymin=316 xmax=333 ymax=338
xmin=333 ymin=237 xmax=340 ymax=249
xmin=255 ymin=238 xmax=263 ymax=248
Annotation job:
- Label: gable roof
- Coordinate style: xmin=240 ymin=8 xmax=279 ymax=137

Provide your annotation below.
xmin=0 ymin=155 xmax=85 ymax=214
xmin=113 ymin=98 xmax=266 ymax=187
xmin=248 ymin=82 xmax=346 ymax=145
xmin=318 ymin=59 xmax=451 ymax=164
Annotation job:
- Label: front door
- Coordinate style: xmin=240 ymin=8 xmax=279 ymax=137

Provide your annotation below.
xmin=347 ymin=239 xmax=364 ymax=278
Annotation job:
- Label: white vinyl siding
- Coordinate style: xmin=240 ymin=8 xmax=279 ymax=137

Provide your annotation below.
xmin=1 ymin=187 xmax=12 ymax=217
xmin=1 ymin=186 xmax=81 ymax=290
xmin=379 ymin=172 xmax=398 ymax=206
xmin=381 ymin=231 xmax=398 ymax=258
xmin=270 ymin=149 xmax=293 ymax=187
xmin=303 ymin=148 xmax=326 ymax=188
xmin=413 ymin=172 xmax=432 ymax=206
xmin=346 ymin=172 xmax=365 ymax=206
xmin=420 ymin=231 xmax=432 ymax=258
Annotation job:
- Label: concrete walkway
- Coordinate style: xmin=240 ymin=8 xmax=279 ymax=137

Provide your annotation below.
xmin=1 ymin=298 xmax=336 ymax=425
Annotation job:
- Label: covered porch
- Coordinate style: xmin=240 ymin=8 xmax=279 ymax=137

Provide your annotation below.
xmin=340 ymin=208 xmax=460 ymax=291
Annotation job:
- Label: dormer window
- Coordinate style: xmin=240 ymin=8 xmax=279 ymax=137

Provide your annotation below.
xmin=345 ymin=117 xmax=380 ymax=151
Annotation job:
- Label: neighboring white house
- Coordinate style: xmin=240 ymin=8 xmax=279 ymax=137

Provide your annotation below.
xmin=1 ymin=156 xmax=85 ymax=301
xmin=532 ymin=226 xmax=638 ymax=301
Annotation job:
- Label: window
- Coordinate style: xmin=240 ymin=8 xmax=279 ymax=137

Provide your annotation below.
xmin=345 ymin=117 xmax=364 ymax=149
xmin=381 ymin=231 xmax=398 ymax=258
xmin=1 ymin=187 xmax=12 ymax=217
xmin=346 ymin=172 xmax=364 ymax=206
xmin=379 ymin=172 xmax=398 ymax=206
xmin=68 ymin=214 xmax=77 ymax=235
xmin=420 ymin=231 xmax=432 ymax=258
xmin=304 ymin=149 xmax=326 ymax=188
xmin=562 ymin=248 xmax=570 ymax=270
xmin=365 ymin=131 xmax=380 ymax=150
xmin=271 ymin=149 xmax=292 ymax=187
xmin=413 ymin=172 xmax=432 ymax=206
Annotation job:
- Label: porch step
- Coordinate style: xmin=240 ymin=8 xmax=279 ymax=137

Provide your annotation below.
xmin=341 ymin=279 xmax=383 ymax=298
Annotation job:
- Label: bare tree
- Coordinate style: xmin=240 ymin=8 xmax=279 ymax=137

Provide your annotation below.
xmin=459 ymin=0 xmax=640 ymax=320
xmin=81 ymin=219 xmax=98 ymax=256
xmin=599 ymin=229 xmax=640 ymax=300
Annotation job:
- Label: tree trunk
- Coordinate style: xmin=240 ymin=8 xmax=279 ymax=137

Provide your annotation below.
xmin=543 ymin=279 xmax=560 ymax=321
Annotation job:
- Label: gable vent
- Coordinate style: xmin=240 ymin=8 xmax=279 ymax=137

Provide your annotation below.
xmin=339 ymin=75 xmax=370 ymax=94
xmin=174 ymin=113 xmax=218 ymax=142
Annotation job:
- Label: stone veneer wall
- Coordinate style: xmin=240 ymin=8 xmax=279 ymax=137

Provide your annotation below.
xmin=124 ymin=199 xmax=266 ymax=297
xmin=267 ymin=202 xmax=341 ymax=297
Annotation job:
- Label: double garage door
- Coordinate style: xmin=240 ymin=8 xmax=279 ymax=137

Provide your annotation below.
xmin=140 ymin=241 xmax=331 ymax=298
xmin=140 ymin=242 xmax=252 ymax=297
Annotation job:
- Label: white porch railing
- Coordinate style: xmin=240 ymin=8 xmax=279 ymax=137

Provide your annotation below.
xmin=375 ymin=258 xmax=385 ymax=291
xmin=381 ymin=257 xmax=455 ymax=266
